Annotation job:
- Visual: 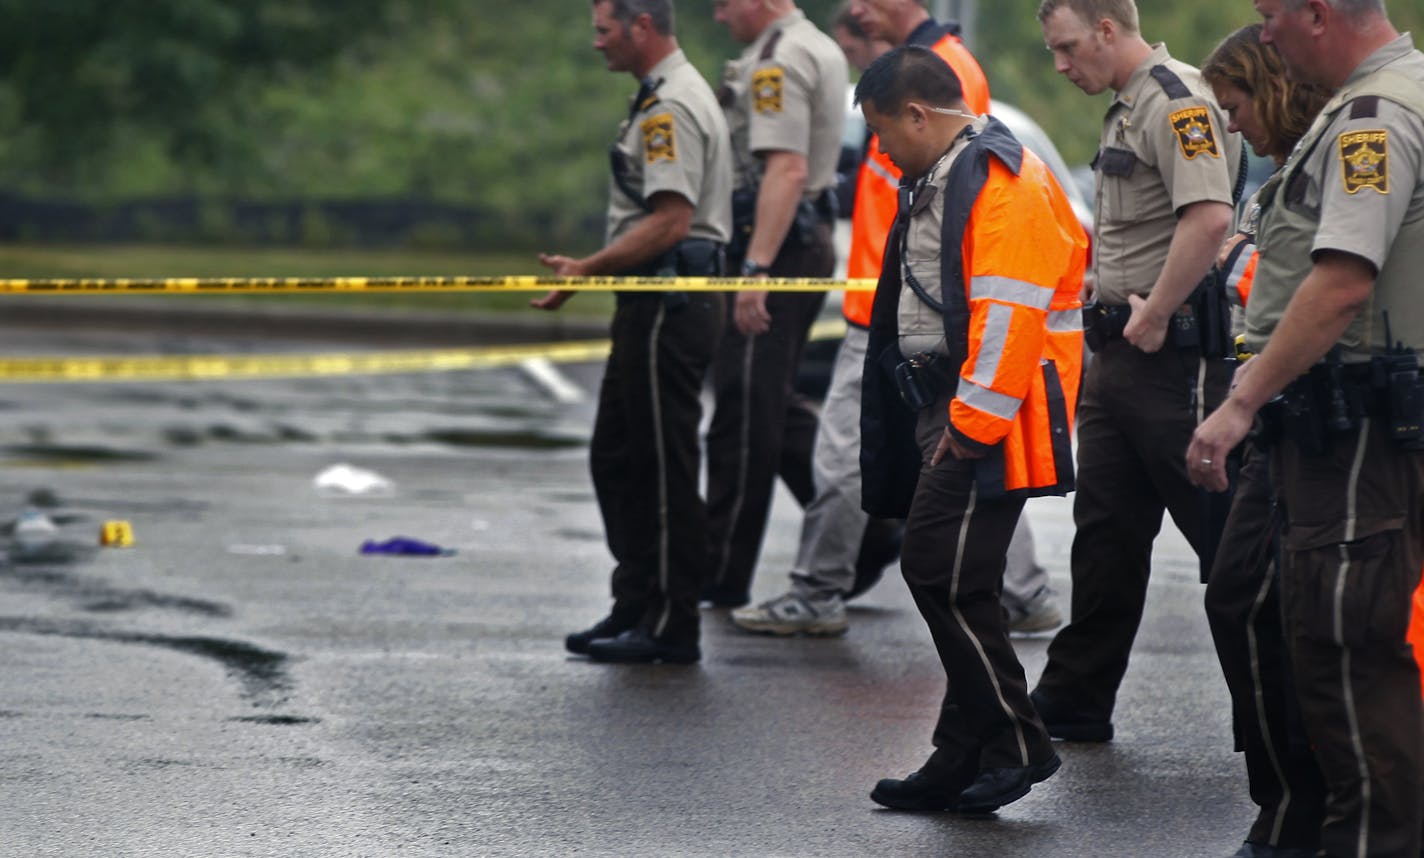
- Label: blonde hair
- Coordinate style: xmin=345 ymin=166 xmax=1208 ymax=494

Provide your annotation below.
xmin=1036 ymin=0 xmax=1139 ymax=33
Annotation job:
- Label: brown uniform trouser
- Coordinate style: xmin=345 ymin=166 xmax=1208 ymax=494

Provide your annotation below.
xmin=902 ymin=392 xmax=1055 ymax=782
xmin=1205 ymin=444 xmax=1326 ymax=851
xmin=595 ymin=291 xmax=725 ymax=647
xmin=1036 ymin=337 xmax=1232 ymax=719
xmin=1272 ymin=420 xmax=1424 ymax=858
xmin=704 ymin=222 xmax=833 ymax=602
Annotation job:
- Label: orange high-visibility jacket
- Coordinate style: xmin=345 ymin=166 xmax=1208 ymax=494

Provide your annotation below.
xmin=860 ymin=117 xmax=1086 ymax=515
xmin=1413 ymin=565 xmax=1424 ymax=700
xmin=845 ymin=26 xmax=990 ymax=329
xmin=943 ymin=122 xmax=1087 ymax=494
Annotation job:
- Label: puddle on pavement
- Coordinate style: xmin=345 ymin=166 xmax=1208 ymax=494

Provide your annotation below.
xmin=273 ymin=756 xmax=327 ymax=767
xmin=3 ymin=567 xmax=231 ymax=618
xmin=423 ymin=429 xmax=583 ymax=450
xmin=229 ymin=715 xmax=320 ymax=726
xmin=554 ymin=528 xmax=602 ymax=542
xmin=0 ymin=617 xmax=293 ymax=706
xmin=0 ymin=444 xmax=158 ymax=464
xmin=81 ymin=591 xmax=232 ymax=617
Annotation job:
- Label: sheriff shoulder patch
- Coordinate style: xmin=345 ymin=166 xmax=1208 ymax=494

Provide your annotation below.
xmin=752 ymin=67 xmax=784 ymax=114
xmin=1338 ymin=129 xmax=1389 ymax=194
xmin=1169 ymin=107 xmax=1220 ymax=160
xmin=642 ymin=113 xmax=676 ymax=164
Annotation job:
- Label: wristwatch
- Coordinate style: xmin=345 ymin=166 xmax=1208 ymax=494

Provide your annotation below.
xmin=741 ymin=259 xmax=772 ymax=277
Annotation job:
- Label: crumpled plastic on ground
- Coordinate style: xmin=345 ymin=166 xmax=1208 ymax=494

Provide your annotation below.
xmin=359 ymin=536 xmax=456 ymax=557
xmin=313 ymin=463 xmax=395 ymax=497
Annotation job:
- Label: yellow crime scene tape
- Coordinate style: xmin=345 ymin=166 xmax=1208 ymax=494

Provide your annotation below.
xmin=0 ymin=318 xmax=850 ymax=383
xmin=0 ymin=275 xmax=876 ymax=295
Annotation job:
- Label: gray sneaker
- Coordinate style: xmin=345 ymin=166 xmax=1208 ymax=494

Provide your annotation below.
xmin=731 ymin=592 xmax=848 ymax=636
xmin=1003 ymin=587 xmax=1063 ymax=635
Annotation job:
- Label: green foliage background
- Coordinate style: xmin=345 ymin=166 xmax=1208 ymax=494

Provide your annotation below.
xmin=0 ymin=0 xmax=1417 ymax=251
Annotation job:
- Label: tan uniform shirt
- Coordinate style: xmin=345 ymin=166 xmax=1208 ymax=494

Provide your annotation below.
xmin=1092 ymin=44 xmax=1240 ymax=305
xmin=1308 ymin=38 xmax=1424 ymax=277
xmin=718 ymin=9 xmax=847 ymax=198
xmin=1245 ymin=35 xmax=1424 ymax=356
xmin=898 ymin=118 xmax=987 ymax=357
xmin=607 ymin=49 xmax=733 ymax=246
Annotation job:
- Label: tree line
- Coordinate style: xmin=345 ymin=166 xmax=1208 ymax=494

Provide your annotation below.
xmin=0 ymin=0 xmax=1415 ymax=250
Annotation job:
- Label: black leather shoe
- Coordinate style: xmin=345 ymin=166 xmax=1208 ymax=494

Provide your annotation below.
xmin=1230 ymin=842 xmax=1317 ymax=857
xmin=565 ymin=615 xmax=635 ymax=656
xmin=870 ymin=770 xmax=968 ymax=812
xmin=585 ymin=629 xmax=700 ymax=664
xmin=1031 ymin=688 xmax=1114 ymax=742
xmin=957 ymin=754 xmax=1061 ymax=814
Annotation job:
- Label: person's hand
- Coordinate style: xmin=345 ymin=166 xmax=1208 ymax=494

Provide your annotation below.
xmin=530 ymin=289 xmax=574 ymax=311
xmin=734 ymin=290 xmax=771 ymax=336
xmin=1186 ymin=399 xmax=1253 ymax=492
xmin=1079 ymin=271 xmax=1097 ymax=305
xmin=1124 ymin=293 xmax=1167 ymax=353
xmin=931 ymin=427 xmax=983 ymax=466
xmin=533 ymin=252 xmax=584 ymax=311
xmin=1217 ymin=232 xmax=1250 ymax=269
xmin=1229 ymin=355 xmax=1258 ymax=393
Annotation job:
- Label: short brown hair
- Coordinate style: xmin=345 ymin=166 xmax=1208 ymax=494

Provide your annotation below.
xmin=596 ymin=0 xmax=674 ymax=36
xmin=1036 ymin=0 xmax=1139 ymax=33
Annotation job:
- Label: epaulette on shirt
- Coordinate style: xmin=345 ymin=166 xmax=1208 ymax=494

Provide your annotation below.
xmin=759 ymin=28 xmax=783 ymax=61
xmin=1351 ymin=96 xmax=1381 ymax=119
xmin=1150 ymin=65 xmax=1223 ymax=161
xmin=1149 ymin=65 xmax=1192 ymax=99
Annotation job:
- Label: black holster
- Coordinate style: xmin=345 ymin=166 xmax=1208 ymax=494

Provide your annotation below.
xmin=618 ymin=239 xmax=724 ymax=310
xmin=1257 ymin=355 xmax=1404 ymax=456
xmin=1083 ymin=301 xmax=1131 ymax=352
xmin=893 ymin=351 xmax=957 ymax=411
xmin=1177 ymin=268 xmax=1234 ymax=358
xmin=728 ymin=187 xmax=837 ymax=265
xmin=1083 ymin=270 xmax=1234 ymax=356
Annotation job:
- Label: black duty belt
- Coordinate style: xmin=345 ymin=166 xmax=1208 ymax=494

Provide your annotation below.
xmin=616 ymin=239 xmax=724 ymax=309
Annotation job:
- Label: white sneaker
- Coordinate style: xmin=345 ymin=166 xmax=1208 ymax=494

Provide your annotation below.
xmin=1003 ymin=587 xmax=1063 ymax=635
xmin=731 ymin=592 xmax=848 ymax=637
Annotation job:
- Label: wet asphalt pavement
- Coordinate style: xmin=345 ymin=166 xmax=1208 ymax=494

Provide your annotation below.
xmin=0 ymin=300 xmax=1254 ymax=857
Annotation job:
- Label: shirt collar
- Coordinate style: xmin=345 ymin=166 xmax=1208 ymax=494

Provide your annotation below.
xmin=1112 ymin=42 xmax=1172 ymax=111
xmin=1343 ymin=32 xmax=1418 ymax=86
xmin=907 ymin=17 xmax=944 ymax=48
xmin=646 ymin=48 xmax=687 ymax=83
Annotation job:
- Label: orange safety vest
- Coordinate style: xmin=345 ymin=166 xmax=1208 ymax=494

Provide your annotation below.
xmin=942 ymin=123 xmax=1087 ymax=494
xmin=859 ymin=117 xmax=1086 ymax=515
xmin=845 ymin=30 xmax=990 ymax=328
xmin=1234 ymin=252 xmax=1256 ymax=307
xmin=1221 ymin=237 xmax=1257 ymax=309
xmin=1413 ymin=566 xmax=1424 ymax=700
